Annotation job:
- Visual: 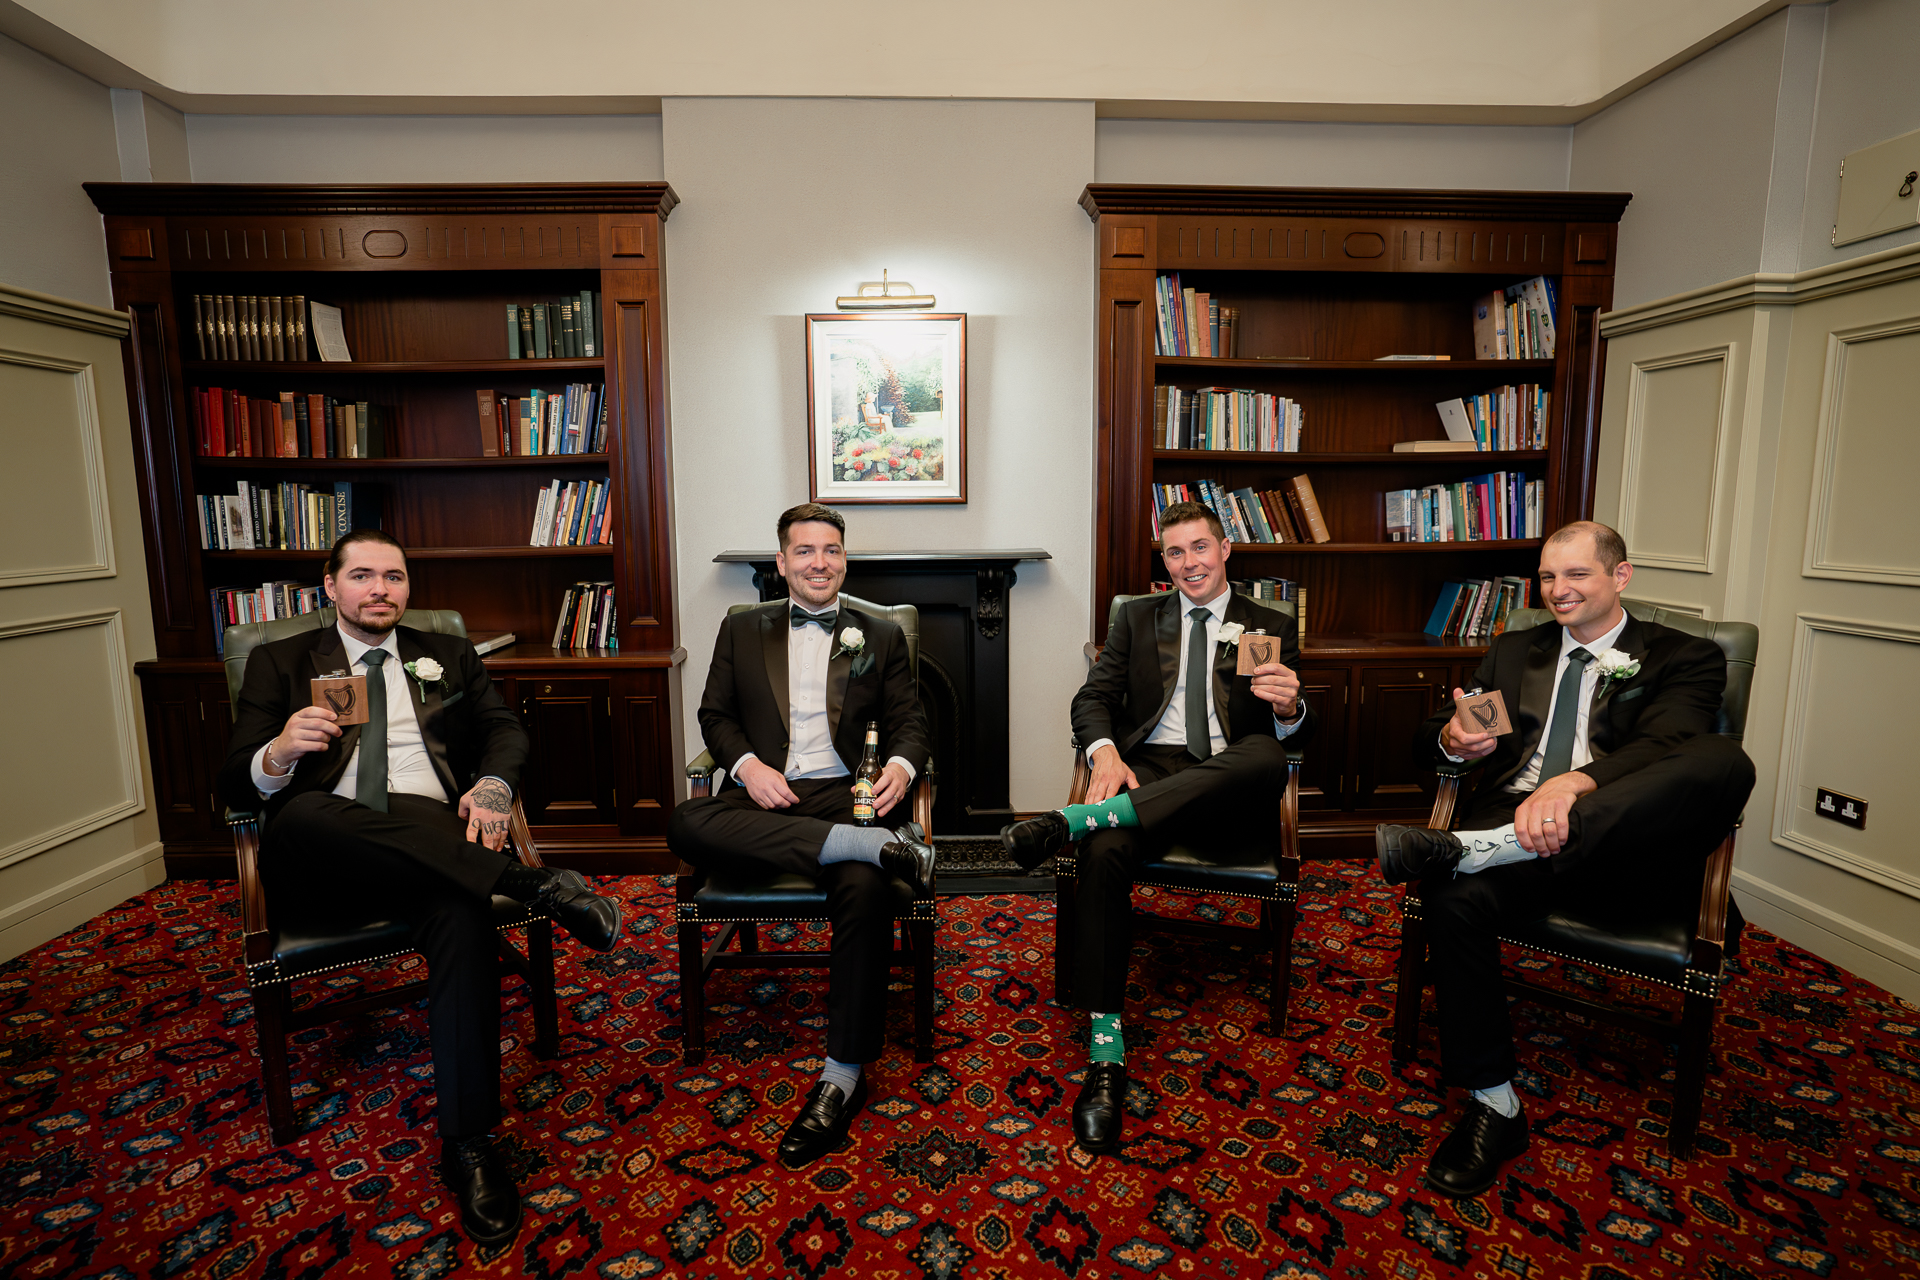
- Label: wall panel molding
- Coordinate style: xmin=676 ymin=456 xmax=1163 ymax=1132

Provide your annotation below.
xmin=1616 ymin=345 xmax=1731 ymax=574
xmin=0 ymin=346 xmax=116 ymax=588
xmin=0 ymin=283 xmax=130 ymax=339
xmin=1599 ymin=238 xmax=1920 ymax=337
xmin=1802 ymin=316 xmax=1920 ymax=586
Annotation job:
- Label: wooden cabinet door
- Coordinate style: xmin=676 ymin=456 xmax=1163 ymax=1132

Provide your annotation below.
xmin=516 ymin=677 xmax=618 ymax=828
xmin=1353 ymin=665 xmax=1451 ymax=814
xmin=1295 ymin=666 xmax=1351 ymax=812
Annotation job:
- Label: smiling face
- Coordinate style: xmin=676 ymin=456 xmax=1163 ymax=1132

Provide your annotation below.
xmin=777 ymin=519 xmax=847 ymax=611
xmin=324 ymin=540 xmax=410 ymax=644
xmin=1160 ymin=517 xmax=1232 ymax=606
xmin=1536 ymin=529 xmax=1632 ymax=644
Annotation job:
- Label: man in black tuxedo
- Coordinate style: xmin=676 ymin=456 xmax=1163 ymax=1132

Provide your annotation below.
xmin=999 ymin=500 xmax=1313 ymax=1154
xmin=668 ymin=503 xmax=935 ymax=1168
xmin=219 ymin=530 xmax=622 ymax=1248
xmin=1375 ymin=521 xmax=1754 ymax=1197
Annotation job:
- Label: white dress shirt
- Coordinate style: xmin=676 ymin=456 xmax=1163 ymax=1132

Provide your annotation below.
xmin=251 ymin=624 xmax=450 ymax=802
xmin=1087 ymin=588 xmax=1307 ymax=762
xmin=737 ymin=598 xmax=917 ymax=784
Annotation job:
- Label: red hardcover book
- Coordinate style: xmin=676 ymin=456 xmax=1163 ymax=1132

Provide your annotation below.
xmin=278 ymin=393 xmax=297 ymax=457
xmin=307 ymin=395 xmax=327 ymax=458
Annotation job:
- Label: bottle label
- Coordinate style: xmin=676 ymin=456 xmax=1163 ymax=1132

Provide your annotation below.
xmin=852 ymin=778 xmax=875 ymax=824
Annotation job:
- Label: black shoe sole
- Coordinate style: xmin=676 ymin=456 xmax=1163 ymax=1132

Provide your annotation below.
xmin=461 ymin=1208 xmax=523 ymax=1249
xmin=1000 ymin=828 xmax=1049 ymax=874
xmin=1074 ymin=1129 xmax=1121 ymax=1156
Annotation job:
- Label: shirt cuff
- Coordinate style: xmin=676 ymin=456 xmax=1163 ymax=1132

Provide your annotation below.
xmin=887 ymin=756 xmax=917 ymax=786
xmin=250 ymin=743 xmax=295 ymax=794
xmin=1439 ymin=729 xmax=1468 ymax=764
xmin=1272 ymin=698 xmax=1307 ymax=739
xmin=1084 ymin=738 xmax=1116 ymax=761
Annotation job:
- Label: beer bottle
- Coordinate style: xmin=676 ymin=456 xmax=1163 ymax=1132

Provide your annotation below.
xmin=852 ymin=721 xmax=882 ymax=826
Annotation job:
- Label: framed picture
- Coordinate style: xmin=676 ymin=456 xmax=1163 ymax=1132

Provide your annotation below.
xmin=806 ymin=313 xmax=966 ymax=504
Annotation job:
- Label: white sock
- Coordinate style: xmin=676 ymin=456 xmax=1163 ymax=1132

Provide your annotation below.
xmin=1472 ymin=1081 xmax=1521 ymax=1118
xmin=819 ymin=824 xmax=891 ymax=866
xmin=1454 ymin=824 xmax=1537 ymax=875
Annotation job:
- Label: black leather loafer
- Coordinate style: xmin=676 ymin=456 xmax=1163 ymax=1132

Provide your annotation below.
xmin=880 ymin=826 xmax=937 ymax=898
xmin=529 ymin=868 xmax=623 ymax=952
xmin=1000 ymin=811 xmax=1070 ymax=873
xmin=1375 ymin=824 xmax=1466 ymax=886
xmin=1072 ymin=1061 xmax=1128 ymax=1154
xmin=778 ymin=1077 xmax=867 ymax=1168
xmin=440 ymin=1134 xmax=522 ymax=1247
xmin=1425 ymin=1098 xmax=1528 ymax=1198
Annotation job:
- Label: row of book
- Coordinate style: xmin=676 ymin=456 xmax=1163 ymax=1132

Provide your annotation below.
xmin=1385 ymin=474 xmax=1542 ymax=543
xmin=1435 ymin=386 xmax=1550 ymax=452
xmin=507 ymin=293 xmax=602 ymax=360
xmin=1424 ymin=576 xmax=1534 ymax=640
xmin=210 ymin=581 xmax=326 ymax=654
xmin=1474 ymin=278 xmax=1557 ymax=360
xmin=477 ymin=386 xmax=607 ymax=457
xmin=1152 ymin=476 xmax=1333 ymax=545
xmin=1154 ymin=385 xmax=1303 ymax=452
xmin=191 ymin=388 xmax=395 ymax=459
xmin=553 ymin=582 xmax=618 ymax=650
xmin=531 ymin=480 xmax=615 ymax=547
xmin=1152 ymin=576 xmax=1308 ymax=635
xmin=190 ymin=294 xmax=311 ymax=362
xmin=195 ymin=481 xmax=380 ymax=552
xmin=1153 ymin=275 xmax=1241 ymax=358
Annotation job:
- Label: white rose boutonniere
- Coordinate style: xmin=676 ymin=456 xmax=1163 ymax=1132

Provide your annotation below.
xmin=403 ymin=657 xmax=446 ymax=704
xmin=1217 ymin=621 xmax=1246 ymax=646
xmin=1591 ymin=648 xmax=1641 ymax=698
xmin=833 ymin=626 xmax=866 ymax=660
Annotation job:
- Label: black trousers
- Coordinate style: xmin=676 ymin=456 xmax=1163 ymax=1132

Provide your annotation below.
xmin=261 ymin=790 xmax=513 ymax=1139
xmin=667 ymin=779 xmax=897 ymax=1064
xmin=1422 ymin=733 xmax=1756 ymax=1089
xmin=1074 ymin=736 xmax=1289 ymax=1011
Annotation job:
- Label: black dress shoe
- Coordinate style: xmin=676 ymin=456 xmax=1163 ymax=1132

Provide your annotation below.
xmin=778 ymin=1077 xmax=867 ymax=1168
xmin=880 ymin=825 xmax=936 ymax=897
xmin=1000 ymin=811 xmax=1069 ymax=873
xmin=527 ymin=868 xmax=622 ymax=952
xmin=440 ymin=1134 xmax=522 ymax=1247
xmin=1073 ymin=1061 xmax=1128 ymax=1154
xmin=1375 ymin=824 xmax=1465 ymax=886
xmin=1425 ymin=1098 xmax=1528 ymax=1198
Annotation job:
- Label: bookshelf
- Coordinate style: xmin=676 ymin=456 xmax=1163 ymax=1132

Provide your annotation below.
xmin=1083 ymin=184 xmax=1631 ymax=854
xmin=87 ymin=183 xmax=686 ymax=876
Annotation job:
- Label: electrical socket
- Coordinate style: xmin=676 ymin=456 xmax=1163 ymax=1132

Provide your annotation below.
xmin=1815 ymin=788 xmax=1868 ymax=830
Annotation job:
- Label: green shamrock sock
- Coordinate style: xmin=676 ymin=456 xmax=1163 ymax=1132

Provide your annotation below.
xmin=1090 ymin=1011 xmax=1125 ymax=1064
xmin=1061 ymin=793 xmax=1139 ymax=841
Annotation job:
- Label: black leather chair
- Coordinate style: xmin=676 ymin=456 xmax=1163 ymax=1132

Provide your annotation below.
xmin=678 ymin=596 xmax=937 ymax=1065
xmin=222 ymin=607 xmax=558 ymax=1147
xmin=1390 ymin=599 xmax=1757 ymax=1157
xmin=1054 ymin=593 xmax=1304 ymax=1033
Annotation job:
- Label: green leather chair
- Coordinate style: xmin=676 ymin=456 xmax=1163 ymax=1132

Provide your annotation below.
xmin=1391 ymin=598 xmax=1758 ymax=1157
xmin=222 ymin=607 xmax=557 ymax=1147
xmin=1056 ymin=593 xmax=1305 ymax=1034
xmin=679 ymin=596 xmax=937 ymax=1065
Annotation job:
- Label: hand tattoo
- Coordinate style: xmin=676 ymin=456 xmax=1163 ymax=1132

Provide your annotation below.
xmin=469 ymin=779 xmax=511 ymax=813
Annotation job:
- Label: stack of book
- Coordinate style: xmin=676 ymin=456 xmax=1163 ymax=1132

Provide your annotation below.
xmin=1153 ymin=274 xmax=1240 ymax=357
xmin=210 ymin=581 xmax=326 ymax=654
xmin=1424 ymin=576 xmax=1533 ymax=640
xmin=553 ymin=582 xmax=617 ymax=650
xmin=1385 ymin=474 xmax=1541 ymax=543
xmin=1433 ymin=386 xmax=1550 ymax=451
xmin=196 ymin=480 xmax=381 ymax=552
xmin=1151 ymin=476 xmax=1332 ymax=544
xmin=1473 ymin=277 xmax=1557 ymax=360
xmin=190 ymin=295 xmax=309 ymax=362
xmin=1156 ymin=576 xmax=1306 ymax=633
xmin=530 ymin=480 xmax=614 ymax=547
xmin=507 ymin=292 xmax=602 ymax=360
xmin=191 ymin=390 xmax=395 ymax=459
xmin=477 ymin=385 xmax=607 ymax=456
xmin=1154 ymin=385 xmax=1302 ymax=451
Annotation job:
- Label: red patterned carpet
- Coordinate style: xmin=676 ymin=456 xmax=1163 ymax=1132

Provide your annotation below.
xmin=2 ymin=863 xmax=1917 ymax=1279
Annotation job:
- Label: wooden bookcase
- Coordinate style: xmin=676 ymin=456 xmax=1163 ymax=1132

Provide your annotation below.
xmin=86 ymin=183 xmax=686 ymax=876
xmin=1082 ymin=184 xmax=1631 ymax=855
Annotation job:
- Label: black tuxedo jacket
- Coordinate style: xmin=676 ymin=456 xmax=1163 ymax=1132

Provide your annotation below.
xmin=218 ymin=622 xmax=528 ymax=824
xmin=1071 ymin=591 xmax=1315 ymax=757
xmin=697 ymin=600 xmax=930 ymax=784
xmin=1419 ymin=614 xmax=1726 ymax=792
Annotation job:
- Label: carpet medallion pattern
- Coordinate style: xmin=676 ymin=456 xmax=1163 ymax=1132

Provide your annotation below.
xmin=1 ymin=864 xmax=1917 ymax=1278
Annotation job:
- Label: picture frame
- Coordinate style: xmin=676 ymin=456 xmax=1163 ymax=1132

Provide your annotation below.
xmin=805 ymin=312 xmax=966 ymax=505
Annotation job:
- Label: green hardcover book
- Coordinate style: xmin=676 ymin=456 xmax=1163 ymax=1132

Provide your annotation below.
xmin=532 ymin=304 xmax=550 ymax=359
xmin=506 ymin=305 xmax=522 ymax=359
xmin=355 ymin=402 xmax=370 ymax=458
xmin=579 ymin=288 xmax=596 ymax=358
xmin=548 ymin=303 xmax=563 ymax=357
xmin=519 ymin=306 xmax=535 ymax=358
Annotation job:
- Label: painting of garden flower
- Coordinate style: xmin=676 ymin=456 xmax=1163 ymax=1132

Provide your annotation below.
xmin=807 ymin=313 xmax=966 ymax=503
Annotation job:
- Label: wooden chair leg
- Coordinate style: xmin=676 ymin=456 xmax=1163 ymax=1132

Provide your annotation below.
xmin=1053 ymin=868 xmax=1076 ymax=1006
xmin=528 ymin=919 xmax=559 ymax=1059
xmin=911 ymin=917 xmax=936 ymax=1062
xmin=1670 ymin=989 xmax=1717 ymax=1158
xmin=678 ymin=921 xmax=707 ymax=1066
xmin=254 ymin=982 xmax=297 ymax=1146
xmin=1392 ymin=899 xmax=1428 ymax=1062
xmin=1265 ymin=896 xmax=1297 ymax=1036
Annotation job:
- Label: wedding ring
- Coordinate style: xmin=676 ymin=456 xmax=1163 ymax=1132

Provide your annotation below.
xmin=1542 ymin=819 xmax=1556 ymax=825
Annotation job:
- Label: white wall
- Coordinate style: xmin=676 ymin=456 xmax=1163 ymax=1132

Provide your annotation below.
xmin=185 ymin=114 xmax=665 ymax=183
xmin=1096 ymin=120 xmax=1571 ymax=190
xmin=1796 ymin=0 xmax=1920 ymax=270
xmin=662 ymin=98 xmax=1096 ymax=810
xmin=0 ymin=32 xmax=119 ymax=306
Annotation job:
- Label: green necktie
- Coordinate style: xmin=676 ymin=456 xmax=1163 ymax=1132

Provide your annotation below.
xmin=1185 ymin=607 xmax=1213 ymax=761
xmin=357 ymin=648 xmax=389 ymax=812
xmin=1538 ymin=646 xmax=1594 ymax=782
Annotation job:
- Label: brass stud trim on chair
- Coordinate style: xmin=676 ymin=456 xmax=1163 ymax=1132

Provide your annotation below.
xmin=245 ymin=920 xmax=540 ymax=989
xmin=1496 ymin=938 xmax=1709 ymax=996
xmin=1135 ymin=878 xmax=1281 ymax=903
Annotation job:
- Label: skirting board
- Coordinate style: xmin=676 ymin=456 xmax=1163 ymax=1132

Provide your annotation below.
xmin=0 ymin=840 xmax=165 ymax=962
xmin=1733 ymin=867 xmax=1920 ymax=1004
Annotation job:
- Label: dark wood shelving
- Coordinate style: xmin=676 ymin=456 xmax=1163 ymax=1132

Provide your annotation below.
xmin=183 ymin=358 xmax=605 ymax=375
xmin=1152 ymin=357 xmax=1557 ymax=374
xmin=1153 ymin=449 xmax=1548 ymax=465
xmin=195 ymin=453 xmax=609 ymax=471
xmin=204 ymin=545 xmax=612 ymax=561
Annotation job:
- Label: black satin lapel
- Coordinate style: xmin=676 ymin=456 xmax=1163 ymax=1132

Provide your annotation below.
xmin=1155 ymin=594 xmax=1180 ymax=701
xmin=308 ymin=627 xmax=355 ymax=785
xmin=397 ymin=630 xmax=454 ymax=796
xmin=309 ymin=626 xmax=346 ymax=680
xmin=1514 ymin=626 xmax=1560 ymax=749
xmin=826 ymin=607 xmax=852 ymax=743
xmin=1212 ymin=599 xmax=1246 ymax=741
xmin=1587 ymin=617 xmax=1646 ymax=754
xmin=761 ymin=608 xmax=791 ymax=740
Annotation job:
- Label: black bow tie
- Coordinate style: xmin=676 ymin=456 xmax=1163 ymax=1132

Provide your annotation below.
xmin=790 ymin=606 xmax=835 ymax=632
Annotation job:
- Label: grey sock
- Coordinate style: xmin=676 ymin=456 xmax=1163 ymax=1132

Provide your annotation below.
xmin=1472 ymin=1081 xmax=1521 ymax=1118
xmin=819 ymin=1056 xmax=861 ymax=1097
xmin=820 ymin=824 xmax=892 ymax=866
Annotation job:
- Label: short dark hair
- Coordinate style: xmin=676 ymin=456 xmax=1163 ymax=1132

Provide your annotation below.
xmin=325 ymin=528 xmax=406 ymax=579
xmin=1545 ymin=520 xmax=1628 ymax=573
xmin=1159 ymin=500 xmax=1225 ymax=541
xmin=777 ymin=502 xmax=846 ymax=549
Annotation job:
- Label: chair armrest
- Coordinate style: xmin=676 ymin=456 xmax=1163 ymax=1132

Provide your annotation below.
xmin=1426 ymin=758 xmax=1481 ymax=831
xmin=1694 ymin=828 xmax=1738 ymax=953
xmin=687 ymin=750 xmax=719 ymax=799
xmin=1068 ymin=747 xmax=1091 ymax=806
xmin=912 ymin=762 xmax=934 ymax=835
xmin=227 ymin=809 xmax=269 ymax=938
xmin=508 ymin=796 xmax=545 ymax=870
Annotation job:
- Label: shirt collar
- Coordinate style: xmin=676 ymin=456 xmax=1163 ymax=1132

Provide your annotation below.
xmin=338 ymin=623 xmax=401 ymax=669
xmin=1563 ymin=607 xmax=1629 ymax=660
xmin=1191 ymin=588 xmax=1233 ymax=623
xmin=792 ymin=596 xmax=839 ymax=617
